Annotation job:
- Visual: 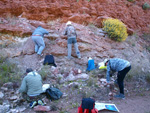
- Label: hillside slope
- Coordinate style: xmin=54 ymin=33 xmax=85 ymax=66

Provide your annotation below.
xmin=0 ymin=1 xmax=150 ymax=112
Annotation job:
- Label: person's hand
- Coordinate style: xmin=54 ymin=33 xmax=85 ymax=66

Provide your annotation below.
xmin=16 ymin=89 xmax=20 ymax=94
xmin=60 ymin=34 xmax=64 ymax=37
xmin=107 ymin=81 xmax=115 ymax=88
xmin=44 ymin=34 xmax=49 ymax=38
xmin=61 ymin=35 xmax=67 ymax=39
xmin=106 ymin=81 xmax=110 ymax=84
xmin=106 ymin=81 xmax=110 ymax=87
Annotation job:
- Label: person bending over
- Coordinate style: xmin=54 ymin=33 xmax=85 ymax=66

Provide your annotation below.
xmin=104 ymin=58 xmax=131 ymax=99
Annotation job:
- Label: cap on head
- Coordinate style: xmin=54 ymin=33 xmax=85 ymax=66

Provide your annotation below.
xmin=66 ymin=21 xmax=72 ymax=26
xmin=88 ymin=57 xmax=92 ymax=60
xmin=26 ymin=68 xmax=33 ymax=73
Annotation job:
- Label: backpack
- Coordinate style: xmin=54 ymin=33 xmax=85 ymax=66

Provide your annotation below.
xmin=86 ymin=59 xmax=96 ymax=71
xmin=67 ymin=26 xmax=76 ymax=36
xmin=43 ymin=55 xmax=57 ymax=67
xmin=78 ymin=98 xmax=98 ymax=113
xmin=45 ymin=87 xmax=63 ymax=100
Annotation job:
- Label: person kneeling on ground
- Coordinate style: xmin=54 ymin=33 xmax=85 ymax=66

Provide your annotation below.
xmin=104 ymin=58 xmax=131 ymax=99
xmin=19 ymin=68 xmax=44 ymax=108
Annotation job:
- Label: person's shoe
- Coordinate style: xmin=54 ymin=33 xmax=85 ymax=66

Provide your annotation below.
xmin=114 ymin=93 xmax=125 ymax=99
xmin=37 ymin=54 xmax=43 ymax=58
xmin=78 ymin=56 xmax=81 ymax=59
xmin=30 ymin=101 xmax=37 ymax=108
xmin=38 ymin=100 xmax=44 ymax=106
xmin=66 ymin=56 xmax=73 ymax=60
xmin=40 ymin=54 xmax=44 ymax=57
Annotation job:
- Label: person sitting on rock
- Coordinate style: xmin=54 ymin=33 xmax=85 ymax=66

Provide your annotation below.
xmin=104 ymin=58 xmax=131 ymax=99
xmin=31 ymin=25 xmax=49 ymax=58
xmin=19 ymin=68 xmax=44 ymax=108
xmin=63 ymin=21 xmax=81 ymax=59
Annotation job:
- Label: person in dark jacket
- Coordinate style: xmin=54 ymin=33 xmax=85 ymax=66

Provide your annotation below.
xmin=31 ymin=26 xmax=49 ymax=57
xmin=63 ymin=21 xmax=81 ymax=59
xmin=19 ymin=68 xmax=44 ymax=108
xmin=104 ymin=58 xmax=131 ymax=99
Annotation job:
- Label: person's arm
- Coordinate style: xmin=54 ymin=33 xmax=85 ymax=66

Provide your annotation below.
xmin=35 ymin=72 xmax=43 ymax=83
xmin=40 ymin=75 xmax=43 ymax=83
xmin=74 ymin=28 xmax=77 ymax=37
xmin=106 ymin=62 xmax=111 ymax=83
xmin=43 ymin=29 xmax=49 ymax=35
xmin=63 ymin=27 xmax=68 ymax=35
xmin=19 ymin=77 xmax=27 ymax=93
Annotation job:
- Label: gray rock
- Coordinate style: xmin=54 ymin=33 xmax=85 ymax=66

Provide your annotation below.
xmin=34 ymin=105 xmax=51 ymax=112
xmin=0 ymin=105 xmax=10 ymax=113
xmin=0 ymin=92 xmax=4 ymax=99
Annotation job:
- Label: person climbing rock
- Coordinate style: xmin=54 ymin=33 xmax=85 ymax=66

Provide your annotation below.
xmin=31 ymin=25 xmax=49 ymax=58
xmin=104 ymin=58 xmax=131 ymax=99
xmin=63 ymin=21 xmax=81 ymax=59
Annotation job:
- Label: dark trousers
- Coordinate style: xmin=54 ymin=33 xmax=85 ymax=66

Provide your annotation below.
xmin=22 ymin=93 xmax=45 ymax=102
xmin=117 ymin=66 xmax=131 ymax=94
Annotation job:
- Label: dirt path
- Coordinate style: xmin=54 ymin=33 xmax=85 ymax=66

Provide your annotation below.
xmin=69 ymin=93 xmax=150 ymax=113
xmin=112 ymin=94 xmax=150 ymax=113
xmin=24 ymin=91 xmax=150 ymax=113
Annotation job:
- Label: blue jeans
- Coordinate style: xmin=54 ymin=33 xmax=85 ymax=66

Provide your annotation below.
xmin=32 ymin=36 xmax=45 ymax=55
xmin=67 ymin=38 xmax=80 ymax=58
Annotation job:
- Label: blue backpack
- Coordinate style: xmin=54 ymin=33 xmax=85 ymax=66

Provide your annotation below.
xmin=86 ymin=59 xmax=96 ymax=71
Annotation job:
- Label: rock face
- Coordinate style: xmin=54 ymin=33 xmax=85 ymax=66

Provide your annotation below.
xmin=0 ymin=0 xmax=150 ymax=34
xmin=1 ymin=20 xmax=149 ymax=78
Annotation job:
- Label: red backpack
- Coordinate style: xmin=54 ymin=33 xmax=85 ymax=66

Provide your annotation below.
xmin=78 ymin=98 xmax=98 ymax=113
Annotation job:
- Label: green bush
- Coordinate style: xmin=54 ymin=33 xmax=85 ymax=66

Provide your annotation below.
xmin=142 ymin=3 xmax=150 ymax=10
xmin=103 ymin=18 xmax=128 ymax=41
xmin=127 ymin=0 xmax=135 ymax=2
xmin=145 ymin=73 xmax=150 ymax=84
xmin=38 ymin=65 xmax=51 ymax=80
xmin=0 ymin=56 xmax=21 ymax=86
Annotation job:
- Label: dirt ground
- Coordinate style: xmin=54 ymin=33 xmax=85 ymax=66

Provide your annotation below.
xmin=113 ymin=93 xmax=150 ymax=113
xmin=23 ymin=90 xmax=150 ymax=113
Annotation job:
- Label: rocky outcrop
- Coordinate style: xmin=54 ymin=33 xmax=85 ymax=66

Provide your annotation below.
xmin=1 ymin=20 xmax=149 ymax=79
xmin=0 ymin=0 xmax=150 ymax=34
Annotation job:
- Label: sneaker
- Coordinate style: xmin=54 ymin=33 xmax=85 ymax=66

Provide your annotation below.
xmin=78 ymin=56 xmax=81 ymax=59
xmin=38 ymin=100 xmax=44 ymax=106
xmin=66 ymin=56 xmax=73 ymax=60
xmin=114 ymin=93 xmax=125 ymax=99
xmin=40 ymin=54 xmax=44 ymax=57
xmin=37 ymin=54 xmax=43 ymax=58
xmin=30 ymin=101 xmax=37 ymax=108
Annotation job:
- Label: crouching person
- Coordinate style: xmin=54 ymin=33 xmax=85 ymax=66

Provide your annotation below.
xmin=19 ymin=68 xmax=45 ymax=108
xmin=104 ymin=58 xmax=131 ymax=99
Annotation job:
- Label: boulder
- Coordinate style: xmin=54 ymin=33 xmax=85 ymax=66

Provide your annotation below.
xmin=34 ymin=105 xmax=51 ymax=112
